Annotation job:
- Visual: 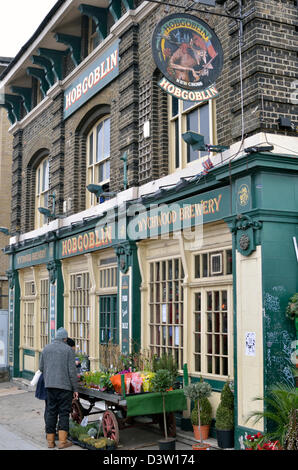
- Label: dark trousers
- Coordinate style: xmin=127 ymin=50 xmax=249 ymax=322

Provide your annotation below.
xmin=45 ymin=388 xmax=73 ymax=434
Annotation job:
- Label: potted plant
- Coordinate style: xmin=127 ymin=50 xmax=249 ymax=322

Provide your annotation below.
xmin=152 ymin=353 xmax=178 ymax=384
xmin=215 ymin=381 xmax=234 ymax=449
xmin=183 ymin=379 xmax=212 ymax=450
xmin=151 ymin=369 xmax=176 ymax=450
xmin=245 ymin=382 xmax=298 ymax=450
xmin=191 ymin=396 xmax=212 ymax=441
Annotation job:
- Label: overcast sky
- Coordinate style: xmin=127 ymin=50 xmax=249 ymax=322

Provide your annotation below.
xmin=0 ymin=0 xmax=58 ymax=58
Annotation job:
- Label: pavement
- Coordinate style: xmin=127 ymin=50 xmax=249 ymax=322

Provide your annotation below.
xmin=0 ymin=379 xmax=219 ymax=452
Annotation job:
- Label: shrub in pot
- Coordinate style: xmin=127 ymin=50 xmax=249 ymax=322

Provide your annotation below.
xmin=151 ymin=369 xmax=176 ymax=450
xmin=215 ymin=381 xmax=234 ymax=449
xmin=191 ymin=396 xmax=212 ymax=441
xmin=183 ymin=379 xmax=212 ymax=449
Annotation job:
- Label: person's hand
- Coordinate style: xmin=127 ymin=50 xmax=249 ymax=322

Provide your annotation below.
xmin=73 ymin=392 xmax=79 ymax=400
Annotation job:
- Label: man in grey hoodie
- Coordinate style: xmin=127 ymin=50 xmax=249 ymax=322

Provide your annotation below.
xmin=39 ymin=327 xmax=78 ymax=449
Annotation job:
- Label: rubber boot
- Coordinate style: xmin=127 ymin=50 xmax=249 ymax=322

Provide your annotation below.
xmin=46 ymin=433 xmax=56 ymax=448
xmin=58 ymin=430 xmax=72 ymax=449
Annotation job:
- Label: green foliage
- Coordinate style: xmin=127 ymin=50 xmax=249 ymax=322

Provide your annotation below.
xmin=183 ymin=381 xmax=212 ymax=402
xmin=215 ymin=404 xmax=234 ymax=430
xmin=152 ymin=354 xmax=178 ymax=383
xmin=191 ymin=397 xmax=212 ymax=426
xmin=286 ymin=293 xmax=298 ymax=320
xmin=220 ymin=382 xmax=234 ymax=409
xmin=215 ymin=381 xmax=234 ymax=431
xmin=183 ymin=379 xmax=212 ymax=443
xmin=69 ymin=419 xmax=102 ymax=440
xmin=245 ymin=383 xmax=298 ymax=449
xmin=151 ymin=369 xmax=173 ymax=393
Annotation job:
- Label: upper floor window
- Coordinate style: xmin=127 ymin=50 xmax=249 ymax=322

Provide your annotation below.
xmin=35 ymin=157 xmax=49 ymax=228
xmin=86 ymin=116 xmax=110 ymax=207
xmin=88 ymin=18 xmax=100 ymax=54
xmin=87 ymin=13 xmax=114 ymax=55
xmin=169 ymin=97 xmax=215 ymax=173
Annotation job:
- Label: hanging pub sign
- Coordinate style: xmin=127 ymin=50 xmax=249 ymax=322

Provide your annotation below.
xmin=152 ymin=13 xmax=223 ymax=102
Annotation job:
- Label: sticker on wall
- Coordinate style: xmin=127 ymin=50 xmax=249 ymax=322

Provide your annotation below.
xmin=245 ymin=332 xmax=256 ymax=356
xmin=152 ymin=13 xmax=224 ymax=102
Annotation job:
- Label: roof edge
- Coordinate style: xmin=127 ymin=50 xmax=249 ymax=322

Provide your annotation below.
xmin=0 ymin=0 xmax=66 ymax=80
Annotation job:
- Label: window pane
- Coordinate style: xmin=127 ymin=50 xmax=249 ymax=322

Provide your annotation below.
xmin=103 ymin=118 xmax=110 ymax=159
xmin=183 ymin=100 xmax=194 ymax=111
xmin=226 ymin=249 xmax=233 ymax=275
xmin=89 ymin=133 xmax=93 ymax=165
xmin=105 ymin=160 xmax=110 ymax=180
xmin=42 ymin=159 xmax=49 ymax=192
xmin=195 ymin=255 xmax=200 ymax=278
xmin=199 ymin=103 xmax=209 ymax=158
xmin=92 ymin=34 xmax=100 ymax=51
xmin=96 ymin=122 xmax=103 ymax=162
xmin=37 ymin=168 xmax=40 ymax=195
xmin=187 ymin=109 xmax=198 ymax=163
xmin=203 ymin=253 xmax=208 ymax=277
xmin=174 ymin=119 xmax=179 ymax=168
xmin=172 ymin=97 xmax=178 ymax=117
xmin=43 ymin=192 xmax=49 ymax=209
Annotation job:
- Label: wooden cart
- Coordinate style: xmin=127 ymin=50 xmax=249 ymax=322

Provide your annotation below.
xmin=71 ymin=384 xmax=187 ymax=446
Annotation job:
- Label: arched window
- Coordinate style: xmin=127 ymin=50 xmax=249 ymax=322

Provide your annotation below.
xmin=35 ymin=157 xmax=49 ymax=228
xmin=86 ymin=116 xmax=110 ymax=207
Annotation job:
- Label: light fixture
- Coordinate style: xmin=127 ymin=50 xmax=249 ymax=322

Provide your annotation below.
xmin=0 ymin=227 xmax=10 ymax=235
xmin=193 ymin=0 xmax=216 ymax=5
xmin=38 ymin=207 xmax=52 ymax=218
xmin=182 ymin=131 xmax=206 ymax=151
xmin=244 ymin=145 xmax=274 ymax=154
xmin=87 ymin=184 xmax=117 ymax=200
xmin=38 ymin=193 xmax=66 ymax=220
xmin=182 ymin=131 xmax=229 ymax=153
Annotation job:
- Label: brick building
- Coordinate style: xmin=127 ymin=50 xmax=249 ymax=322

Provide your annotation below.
xmin=0 ymin=57 xmax=13 ymax=310
xmin=0 ymin=0 xmax=297 ymax=448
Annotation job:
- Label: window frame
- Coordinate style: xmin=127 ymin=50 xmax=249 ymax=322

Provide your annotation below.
xmin=99 ymin=294 xmax=118 ymax=345
xmin=191 ymin=244 xmax=233 ymax=380
xmin=148 ymin=257 xmax=185 ymax=370
xmin=86 ymin=116 xmax=111 ymax=208
xmin=168 ymin=96 xmax=216 ymax=174
xmin=68 ymin=272 xmax=90 ymax=356
xmin=88 ymin=18 xmax=100 ymax=54
xmin=35 ymin=156 xmax=49 ymax=228
xmin=40 ymin=278 xmax=49 ymax=350
xmin=192 ymin=285 xmax=233 ymax=379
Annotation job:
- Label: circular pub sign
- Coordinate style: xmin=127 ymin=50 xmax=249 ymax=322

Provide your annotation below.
xmin=152 ymin=13 xmax=224 ymax=102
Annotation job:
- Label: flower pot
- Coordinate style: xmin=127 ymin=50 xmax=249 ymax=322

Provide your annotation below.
xmin=192 ymin=443 xmax=210 ymax=450
xmin=193 ymin=424 xmax=210 ymax=441
xmin=216 ymin=429 xmax=234 ymax=449
xmin=158 ymin=438 xmax=176 ymax=450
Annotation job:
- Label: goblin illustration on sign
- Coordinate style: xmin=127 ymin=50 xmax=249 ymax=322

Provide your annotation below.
xmin=152 ymin=14 xmax=223 ymax=101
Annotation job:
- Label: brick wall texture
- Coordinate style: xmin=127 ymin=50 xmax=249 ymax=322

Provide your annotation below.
xmin=0 ymin=107 xmax=12 ymax=304
xmin=9 ymin=0 xmax=297 ymax=234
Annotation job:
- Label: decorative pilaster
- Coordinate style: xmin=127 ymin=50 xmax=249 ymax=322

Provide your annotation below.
xmin=47 ymin=259 xmax=61 ymax=284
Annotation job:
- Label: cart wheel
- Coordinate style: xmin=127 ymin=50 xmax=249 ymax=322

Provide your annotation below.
xmin=158 ymin=412 xmax=176 ymax=437
xmin=102 ymin=410 xmax=119 ymax=445
xmin=71 ymin=398 xmax=84 ymax=424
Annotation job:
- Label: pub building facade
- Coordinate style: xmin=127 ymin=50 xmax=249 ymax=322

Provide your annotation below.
xmin=0 ymin=0 xmax=297 ymax=448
